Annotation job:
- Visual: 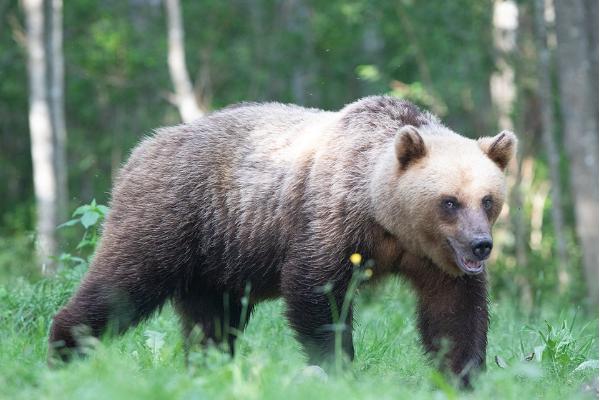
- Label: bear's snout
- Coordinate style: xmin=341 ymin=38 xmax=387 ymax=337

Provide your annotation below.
xmin=447 ymin=236 xmax=491 ymax=275
xmin=471 ymin=237 xmax=493 ymax=261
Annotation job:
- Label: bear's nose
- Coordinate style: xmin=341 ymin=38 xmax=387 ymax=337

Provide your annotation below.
xmin=471 ymin=238 xmax=493 ymax=260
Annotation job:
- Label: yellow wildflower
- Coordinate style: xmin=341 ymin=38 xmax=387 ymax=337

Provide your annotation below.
xmin=349 ymin=253 xmax=362 ymax=266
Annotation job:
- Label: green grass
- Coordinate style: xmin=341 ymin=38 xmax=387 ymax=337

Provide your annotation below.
xmin=0 ymin=269 xmax=597 ymax=400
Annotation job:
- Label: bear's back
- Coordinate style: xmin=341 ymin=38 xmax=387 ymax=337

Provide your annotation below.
xmin=101 ymin=97 xmax=438 ymax=295
xmin=102 ymin=102 xmax=340 ymax=294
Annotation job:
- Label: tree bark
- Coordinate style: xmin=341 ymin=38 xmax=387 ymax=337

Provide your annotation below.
xmin=163 ymin=0 xmax=203 ymax=122
xmin=490 ymin=0 xmax=518 ymax=132
xmin=533 ymin=0 xmax=569 ymax=290
xmin=48 ymin=0 xmax=68 ymax=223
xmin=23 ymin=0 xmax=59 ymax=275
xmin=491 ymin=0 xmax=532 ymax=309
xmin=554 ymin=0 xmax=599 ymax=308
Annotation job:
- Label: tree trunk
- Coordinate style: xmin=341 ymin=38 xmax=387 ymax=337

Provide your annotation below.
xmin=48 ymin=0 xmax=68 ymax=223
xmin=163 ymin=0 xmax=203 ymax=122
xmin=490 ymin=0 xmax=518 ymax=132
xmin=23 ymin=0 xmax=59 ymax=275
xmin=533 ymin=0 xmax=569 ymax=290
xmin=554 ymin=0 xmax=599 ymax=309
xmin=491 ymin=0 xmax=532 ymax=309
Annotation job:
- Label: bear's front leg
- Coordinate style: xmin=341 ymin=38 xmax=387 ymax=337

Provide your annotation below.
xmin=404 ymin=267 xmax=488 ymax=387
xmin=281 ymin=259 xmax=355 ymax=366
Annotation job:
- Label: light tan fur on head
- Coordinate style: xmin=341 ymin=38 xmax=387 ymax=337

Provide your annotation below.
xmin=371 ymin=124 xmax=518 ymax=276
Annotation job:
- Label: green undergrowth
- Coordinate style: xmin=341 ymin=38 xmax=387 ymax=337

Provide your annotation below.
xmin=0 ymin=270 xmax=597 ymax=400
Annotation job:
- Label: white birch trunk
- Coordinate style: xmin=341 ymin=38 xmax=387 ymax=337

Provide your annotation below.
xmin=48 ymin=0 xmax=68 ymax=223
xmin=163 ymin=0 xmax=203 ymax=122
xmin=491 ymin=0 xmax=532 ymax=309
xmin=490 ymin=0 xmax=518 ymax=132
xmin=24 ymin=0 xmax=58 ymax=275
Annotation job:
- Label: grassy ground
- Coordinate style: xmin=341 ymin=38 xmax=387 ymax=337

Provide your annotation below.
xmin=0 ymin=267 xmax=597 ymax=400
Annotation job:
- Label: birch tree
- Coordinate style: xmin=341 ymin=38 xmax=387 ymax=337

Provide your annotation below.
xmin=163 ymin=0 xmax=204 ymax=122
xmin=490 ymin=0 xmax=518 ymax=132
xmin=491 ymin=0 xmax=532 ymax=308
xmin=554 ymin=0 xmax=599 ymax=308
xmin=48 ymin=0 xmax=68 ymax=223
xmin=23 ymin=0 xmax=59 ymax=274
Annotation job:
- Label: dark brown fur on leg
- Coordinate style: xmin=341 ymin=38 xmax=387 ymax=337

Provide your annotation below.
xmin=174 ymin=288 xmax=253 ymax=362
xmin=282 ymin=257 xmax=355 ymax=366
xmin=48 ymin=255 xmax=180 ymax=363
xmin=402 ymin=266 xmax=489 ymax=387
xmin=285 ymin=296 xmax=355 ymax=366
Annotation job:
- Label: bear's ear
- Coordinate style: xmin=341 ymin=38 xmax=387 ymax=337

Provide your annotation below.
xmin=477 ymin=131 xmax=518 ymax=171
xmin=395 ymin=125 xmax=427 ymax=170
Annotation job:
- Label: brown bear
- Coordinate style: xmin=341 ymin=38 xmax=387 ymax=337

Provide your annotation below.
xmin=49 ymin=96 xmax=516 ymax=386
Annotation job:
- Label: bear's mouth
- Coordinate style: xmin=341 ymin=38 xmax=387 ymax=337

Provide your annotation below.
xmin=456 ymin=255 xmax=484 ymax=275
xmin=447 ymin=239 xmax=485 ymax=275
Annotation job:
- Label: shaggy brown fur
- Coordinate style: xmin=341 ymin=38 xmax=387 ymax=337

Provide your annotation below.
xmin=49 ymin=96 xmax=516 ymax=387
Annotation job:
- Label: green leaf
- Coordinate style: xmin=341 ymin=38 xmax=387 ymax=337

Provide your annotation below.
xmin=57 ymin=219 xmax=80 ymax=229
xmin=144 ymin=330 xmax=165 ymax=363
xmin=80 ymin=211 xmax=100 ymax=229
xmin=72 ymin=204 xmax=90 ymax=217
xmin=57 ymin=252 xmax=74 ymax=262
xmin=96 ymin=205 xmax=110 ymax=216
xmin=76 ymin=238 xmax=94 ymax=250
xmin=574 ymin=360 xmax=599 ymax=372
xmin=534 ymin=345 xmax=545 ymax=362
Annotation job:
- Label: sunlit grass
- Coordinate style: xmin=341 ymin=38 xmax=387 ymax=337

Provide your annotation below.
xmin=0 ymin=273 xmax=597 ymax=400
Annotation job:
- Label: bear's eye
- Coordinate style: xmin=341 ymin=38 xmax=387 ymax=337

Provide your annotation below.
xmin=482 ymin=196 xmax=493 ymax=211
xmin=442 ymin=198 xmax=459 ymax=210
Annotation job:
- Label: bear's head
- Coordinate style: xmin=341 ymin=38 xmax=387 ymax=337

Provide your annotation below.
xmin=371 ymin=125 xmax=517 ymax=276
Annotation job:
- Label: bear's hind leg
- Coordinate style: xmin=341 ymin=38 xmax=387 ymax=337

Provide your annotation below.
xmin=174 ymin=289 xmax=253 ymax=361
xmin=49 ymin=257 xmax=180 ymax=363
